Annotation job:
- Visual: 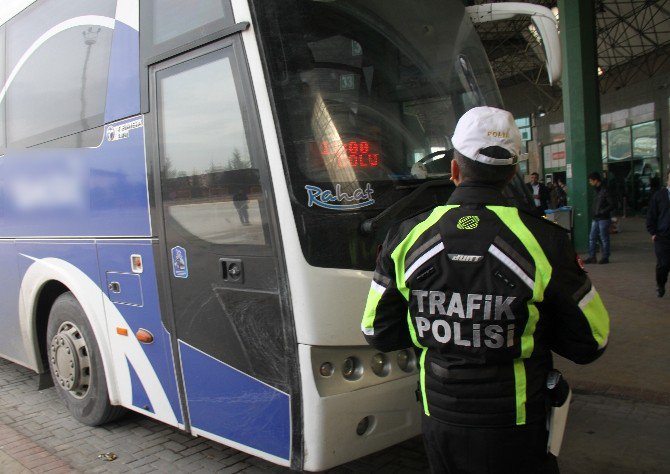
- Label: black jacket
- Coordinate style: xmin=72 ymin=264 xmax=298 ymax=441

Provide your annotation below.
xmin=592 ymin=184 xmax=613 ymax=220
xmin=646 ymin=187 xmax=670 ymax=238
xmin=526 ymin=182 xmax=550 ymax=211
xmin=362 ymin=184 xmax=609 ymax=427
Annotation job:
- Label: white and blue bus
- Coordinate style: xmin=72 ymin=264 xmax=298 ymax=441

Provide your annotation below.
xmin=0 ymin=0 xmax=558 ymax=470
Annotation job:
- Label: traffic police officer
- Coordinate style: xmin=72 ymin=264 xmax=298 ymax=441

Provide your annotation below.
xmin=361 ymin=107 xmax=610 ymax=474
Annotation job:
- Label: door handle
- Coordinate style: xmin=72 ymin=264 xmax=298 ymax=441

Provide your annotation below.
xmin=220 ymin=258 xmax=244 ymax=283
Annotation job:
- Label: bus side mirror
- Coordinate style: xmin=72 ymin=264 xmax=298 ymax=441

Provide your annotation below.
xmin=466 ymin=2 xmax=561 ymax=85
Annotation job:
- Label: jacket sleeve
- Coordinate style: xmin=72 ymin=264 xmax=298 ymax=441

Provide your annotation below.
xmin=540 ymin=231 xmax=610 ymax=364
xmin=361 ymin=232 xmax=413 ymax=352
xmin=601 ymin=188 xmax=614 ymax=215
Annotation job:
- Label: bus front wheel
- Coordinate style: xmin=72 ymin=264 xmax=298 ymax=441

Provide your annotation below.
xmin=46 ymin=292 xmax=125 ymax=426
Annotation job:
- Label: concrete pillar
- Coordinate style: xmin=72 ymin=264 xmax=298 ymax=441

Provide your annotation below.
xmin=558 ymin=0 xmax=601 ymax=252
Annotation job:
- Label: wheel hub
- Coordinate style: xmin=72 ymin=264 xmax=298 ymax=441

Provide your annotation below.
xmin=49 ymin=322 xmax=90 ymax=399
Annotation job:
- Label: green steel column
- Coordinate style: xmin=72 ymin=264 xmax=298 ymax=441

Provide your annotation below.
xmin=559 ymin=0 xmax=601 ymax=252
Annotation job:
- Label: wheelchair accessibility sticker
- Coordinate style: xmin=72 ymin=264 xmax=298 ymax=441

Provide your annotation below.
xmin=171 ymin=246 xmax=188 ymax=278
xmin=106 ymin=118 xmax=143 ymax=142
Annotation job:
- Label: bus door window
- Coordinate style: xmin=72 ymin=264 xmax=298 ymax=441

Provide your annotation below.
xmin=157 ymin=52 xmax=269 ymax=247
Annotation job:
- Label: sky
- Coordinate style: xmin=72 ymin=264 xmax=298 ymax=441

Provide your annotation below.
xmin=0 ymin=0 xmax=35 ymax=26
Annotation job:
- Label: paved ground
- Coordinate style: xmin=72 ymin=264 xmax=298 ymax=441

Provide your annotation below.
xmin=0 ymin=217 xmax=668 ymax=473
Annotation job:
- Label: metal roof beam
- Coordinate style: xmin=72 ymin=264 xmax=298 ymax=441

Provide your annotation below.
xmin=601 ymin=2 xmax=661 ymax=48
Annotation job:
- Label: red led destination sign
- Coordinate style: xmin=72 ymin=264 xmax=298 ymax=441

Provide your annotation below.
xmin=319 ymin=140 xmax=380 ymax=168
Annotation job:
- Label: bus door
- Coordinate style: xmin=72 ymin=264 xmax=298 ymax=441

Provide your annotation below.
xmin=149 ymin=37 xmax=293 ymax=464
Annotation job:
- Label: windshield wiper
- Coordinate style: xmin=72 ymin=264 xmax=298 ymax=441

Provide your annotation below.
xmin=360 ymin=178 xmax=453 ymax=235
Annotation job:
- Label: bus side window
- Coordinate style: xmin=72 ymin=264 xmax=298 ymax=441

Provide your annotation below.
xmin=5 ymin=0 xmax=116 ymax=148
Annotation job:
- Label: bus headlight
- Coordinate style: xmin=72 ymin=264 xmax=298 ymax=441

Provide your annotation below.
xmin=397 ymin=349 xmax=415 ymax=373
xmin=356 ymin=416 xmax=373 ymax=436
xmin=319 ymin=362 xmax=334 ymax=377
xmin=370 ymin=353 xmax=389 ymax=377
xmin=342 ymin=357 xmax=362 ymax=380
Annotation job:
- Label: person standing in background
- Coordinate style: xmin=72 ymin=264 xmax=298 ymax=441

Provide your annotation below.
xmin=527 ymin=172 xmax=550 ymax=213
xmin=547 ymin=182 xmax=556 ymax=209
xmin=233 ymin=187 xmax=250 ymax=225
xmin=584 ymin=172 xmax=613 ymax=264
xmin=646 ymin=170 xmax=670 ymax=297
xmin=554 ymin=179 xmax=568 ymax=208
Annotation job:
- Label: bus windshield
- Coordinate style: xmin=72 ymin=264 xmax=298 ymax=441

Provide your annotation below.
xmin=253 ymin=0 xmax=503 ymax=270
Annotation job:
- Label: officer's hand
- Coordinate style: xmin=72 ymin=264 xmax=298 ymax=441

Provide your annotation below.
xmin=652 ymin=235 xmax=657 ymax=242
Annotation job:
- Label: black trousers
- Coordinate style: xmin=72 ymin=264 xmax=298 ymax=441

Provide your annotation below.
xmin=422 ymin=415 xmax=560 ymax=474
xmin=654 ymin=236 xmax=670 ymax=289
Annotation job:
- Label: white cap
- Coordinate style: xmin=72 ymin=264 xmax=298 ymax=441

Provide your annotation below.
xmin=452 ymin=106 xmax=521 ymax=166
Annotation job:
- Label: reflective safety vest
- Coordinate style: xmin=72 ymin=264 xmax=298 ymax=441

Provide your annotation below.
xmin=362 ymin=184 xmax=609 ymax=427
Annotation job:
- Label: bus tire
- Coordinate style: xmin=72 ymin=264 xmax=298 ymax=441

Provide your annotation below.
xmin=46 ymin=292 xmax=125 ymax=426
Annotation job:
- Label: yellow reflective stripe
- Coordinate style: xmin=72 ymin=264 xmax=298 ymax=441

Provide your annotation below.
xmin=391 ymin=204 xmax=459 ymax=353
xmin=513 ymin=359 xmax=527 ymax=425
xmin=406 ymin=308 xmax=423 ymax=349
xmin=486 ymin=206 xmax=552 ymax=301
xmin=486 ymin=206 xmax=552 ymax=358
xmin=419 ymin=347 xmax=430 ymax=416
xmin=391 ymin=205 xmax=459 ymax=298
xmin=580 ymin=288 xmax=610 ymax=349
xmin=522 ymin=304 xmax=540 ymax=358
xmin=487 ymin=206 xmax=551 ymax=425
xmin=405 ymin=310 xmax=430 ymax=416
xmin=361 ymin=285 xmax=384 ymax=335
xmin=389 ymin=204 xmax=459 ymax=417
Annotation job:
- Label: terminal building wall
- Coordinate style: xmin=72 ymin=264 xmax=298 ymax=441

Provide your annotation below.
xmin=500 ymin=46 xmax=670 ymax=215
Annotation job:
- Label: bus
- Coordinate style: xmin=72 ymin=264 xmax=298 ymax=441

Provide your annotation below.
xmin=0 ymin=0 xmax=559 ymax=470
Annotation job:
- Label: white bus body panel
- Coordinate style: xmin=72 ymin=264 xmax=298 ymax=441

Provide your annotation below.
xmin=232 ymin=3 xmax=421 ymax=469
xmin=299 ymin=345 xmax=421 ymax=471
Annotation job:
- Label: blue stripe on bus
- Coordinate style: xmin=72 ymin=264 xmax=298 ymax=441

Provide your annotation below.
xmin=1 ymin=116 xmax=150 ymax=238
xmin=179 ymin=341 xmax=291 ymax=461
xmin=127 ymin=355 xmax=154 ymax=414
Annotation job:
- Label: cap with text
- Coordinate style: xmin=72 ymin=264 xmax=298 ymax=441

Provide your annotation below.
xmin=452 ymin=106 xmax=521 ymax=166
